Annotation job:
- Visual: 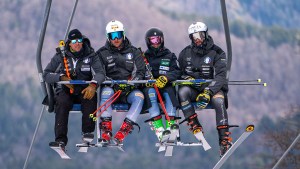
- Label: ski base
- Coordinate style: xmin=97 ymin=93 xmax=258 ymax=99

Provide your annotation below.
xmin=50 ymin=146 xmax=71 ymax=159
xmin=213 ymin=125 xmax=255 ymax=169
xmin=76 ymin=142 xmax=124 ymax=152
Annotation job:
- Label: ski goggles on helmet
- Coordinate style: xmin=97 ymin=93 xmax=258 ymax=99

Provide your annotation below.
xmin=108 ymin=31 xmax=123 ymax=40
xmin=149 ymin=36 xmax=161 ymax=45
xmin=192 ymin=32 xmax=206 ymax=40
xmin=70 ymin=38 xmax=83 ymax=44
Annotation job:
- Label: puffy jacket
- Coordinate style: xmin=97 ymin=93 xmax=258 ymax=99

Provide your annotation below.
xmin=96 ymin=38 xmax=145 ymax=80
xmin=43 ymin=37 xmax=105 ymax=94
xmin=178 ymin=36 xmax=228 ymax=94
xmin=144 ymin=47 xmax=181 ymax=83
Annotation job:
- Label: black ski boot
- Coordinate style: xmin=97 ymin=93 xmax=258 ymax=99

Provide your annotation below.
xmin=82 ymin=132 xmax=94 ymax=143
xmin=187 ymin=114 xmax=203 ymax=134
xmin=217 ymin=125 xmax=232 ymax=157
xmin=98 ymin=117 xmax=112 ymax=144
xmin=49 ymin=141 xmax=66 ymax=151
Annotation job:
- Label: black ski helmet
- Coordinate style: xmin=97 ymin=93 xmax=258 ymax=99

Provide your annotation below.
xmin=145 ymin=27 xmax=164 ymax=50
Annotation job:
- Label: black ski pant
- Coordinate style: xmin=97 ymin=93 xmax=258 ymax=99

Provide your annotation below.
xmin=178 ymin=86 xmax=229 ymax=127
xmin=54 ymin=91 xmax=96 ymax=145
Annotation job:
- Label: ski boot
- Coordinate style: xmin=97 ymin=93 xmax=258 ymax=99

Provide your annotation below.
xmin=82 ymin=132 xmax=94 ymax=143
xmin=147 ymin=115 xmax=165 ymax=142
xmin=49 ymin=141 xmax=66 ymax=151
xmin=217 ymin=125 xmax=233 ymax=157
xmin=98 ymin=117 xmax=112 ymax=144
xmin=165 ymin=116 xmax=176 ymax=131
xmin=114 ymin=118 xmax=136 ymax=144
xmin=187 ymin=114 xmax=203 ymax=134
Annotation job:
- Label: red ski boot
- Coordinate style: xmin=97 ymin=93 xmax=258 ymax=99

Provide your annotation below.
xmin=114 ymin=118 xmax=136 ymax=144
xmin=98 ymin=117 xmax=112 ymax=144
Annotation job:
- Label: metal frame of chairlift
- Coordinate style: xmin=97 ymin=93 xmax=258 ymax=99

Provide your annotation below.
xmin=23 ymin=0 xmax=233 ymax=168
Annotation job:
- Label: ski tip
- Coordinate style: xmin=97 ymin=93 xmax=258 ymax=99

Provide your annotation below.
xmin=246 ymin=125 xmax=255 ymax=132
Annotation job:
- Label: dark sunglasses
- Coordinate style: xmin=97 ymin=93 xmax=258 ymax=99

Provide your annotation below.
xmin=71 ymin=38 xmax=83 ymax=44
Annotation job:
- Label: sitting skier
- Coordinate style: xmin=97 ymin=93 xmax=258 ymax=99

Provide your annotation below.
xmin=177 ymin=22 xmax=232 ymax=157
xmin=43 ymin=29 xmax=105 ymax=149
xmin=96 ymin=20 xmax=146 ymax=145
xmin=142 ymin=28 xmax=181 ymax=142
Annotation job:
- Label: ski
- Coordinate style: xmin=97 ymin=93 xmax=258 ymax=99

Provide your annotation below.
xmin=76 ymin=142 xmax=125 ymax=152
xmin=157 ymin=130 xmax=171 ymax=152
xmin=165 ymin=124 xmax=180 ymax=156
xmin=49 ymin=142 xmax=71 ymax=159
xmin=156 ymin=141 xmax=203 ymax=147
xmin=213 ymin=125 xmax=255 ymax=169
xmin=77 ymin=134 xmax=94 ymax=153
xmin=193 ymin=129 xmax=211 ymax=151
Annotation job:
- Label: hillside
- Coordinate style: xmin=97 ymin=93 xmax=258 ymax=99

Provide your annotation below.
xmin=0 ymin=0 xmax=299 ymax=169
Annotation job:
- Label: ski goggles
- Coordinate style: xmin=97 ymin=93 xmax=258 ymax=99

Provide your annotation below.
xmin=108 ymin=31 xmax=123 ymax=40
xmin=192 ymin=32 xmax=206 ymax=40
xmin=70 ymin=38 xmax=83 ymax=44
xmin=149 ymin=36 xmax=162 ymax=45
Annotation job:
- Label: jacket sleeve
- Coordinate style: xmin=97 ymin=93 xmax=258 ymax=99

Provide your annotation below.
xmin=178 ymin=50 xmax=188 ymax=79
xmin=165 ymin=53 xmax=182 ymax=82
xmin=90 ymin=53 xmax=106 ymax=85
xmin=43 ymin=54 xmax=62 ymax=83
xmin=209 ymin=48 xmax=227 ymax=95
xmin=133 ymin=49 xmax=146 ymax=80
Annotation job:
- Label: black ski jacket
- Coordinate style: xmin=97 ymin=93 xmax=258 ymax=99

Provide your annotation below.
xmin=43 ymin=37 xmax=105 ymax=95
xmin=144 ymin=47 xmax=181 ymax=82
xmin=96 ymin=38 xmax=145 ymax=80
xmin=178 ymin=36 xmax=228 ymax=94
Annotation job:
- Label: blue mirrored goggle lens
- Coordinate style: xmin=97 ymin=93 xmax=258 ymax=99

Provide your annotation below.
xmin=109 ymin=31 xmax=123 ymax=40
xmin=71 ymin=39 xmax=83 ymax=44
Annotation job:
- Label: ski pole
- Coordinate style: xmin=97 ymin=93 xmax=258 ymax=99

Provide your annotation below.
xmin=89 ymin=90 xmax=122 ymax=121
xmin=229 ymin=79 xmax=262 ymax=83
xmin=228 ymin=83 xmax=267 ymax=86
xmin=140 ymin=50 xmax=171 ymax=123
xmin=59 ymin=40 xmax=73 ymax=94
xmin=94 ymin=90 xmax=122 ymax=120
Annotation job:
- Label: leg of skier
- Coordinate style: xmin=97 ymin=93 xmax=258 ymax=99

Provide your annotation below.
xmin=52 ymin=91 xmax=74 ymax=147
xmin=163 ymin=91 xmax=176 ymax=130
xmin=99 ymin=87 xmax=114 ymax=144
xmin=211 ymin=91 xmax=232 ymax=157
xmin=114 ymin=89 xmax=144 ymax=144
xmin=80 ymin=92 xmax=97 ymax=143
xmin=178 ymin=86 xmax=203 ymax=135
xmin=146 ymin=87 xmax=165 ymax=141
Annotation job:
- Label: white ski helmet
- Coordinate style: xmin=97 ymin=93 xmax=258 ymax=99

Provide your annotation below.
xmin=105 ymin=20 xmax=125 ymax=39
xmin=188 ymin=22 xmax=208 ymax=41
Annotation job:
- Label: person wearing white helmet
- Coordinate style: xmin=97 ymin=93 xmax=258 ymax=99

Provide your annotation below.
xmin=96 ymin=20 xmax=146 ymax=145
xmin=178 ymin=22 xmax=232 ymax=157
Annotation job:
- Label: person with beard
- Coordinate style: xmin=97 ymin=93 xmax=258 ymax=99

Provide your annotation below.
xmin=178 ymin=22 xmax=231 ymax=157
xmin=43 ymin=29 xmax=105 ymax=149
xmin=96 ymin=20 xmax=146 ymax=145
xmin=142 ymin=27 xmax=181 ymax=142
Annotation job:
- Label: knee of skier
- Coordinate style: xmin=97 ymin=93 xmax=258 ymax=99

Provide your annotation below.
xmin=131 ymin=90 xmax=145 ymax=102
xmin=211 ymin=94 xmax=225 ymax=107
xmin=148 ymin=88 xmax=157 ymax=101
xmin=178 ymin=86 xmax=190 ymax=101
xmin=100 ymin=87 xmax=114 ymax=100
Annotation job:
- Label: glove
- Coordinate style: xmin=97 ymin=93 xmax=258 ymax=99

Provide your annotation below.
xmin=182 ymin=75 xmax=195 ymax=80
xmin=60 ymin=75 xmax=74 ymax=90
xmin=196 ymin=88 xmax=212 ymax=109
xmin=145 ymin=82 xmax=154 ymax=88
xmin=155 ymin=76 xmax=168 ymax=88
xmin=81 ymin=83 xmax=97 ymax=100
